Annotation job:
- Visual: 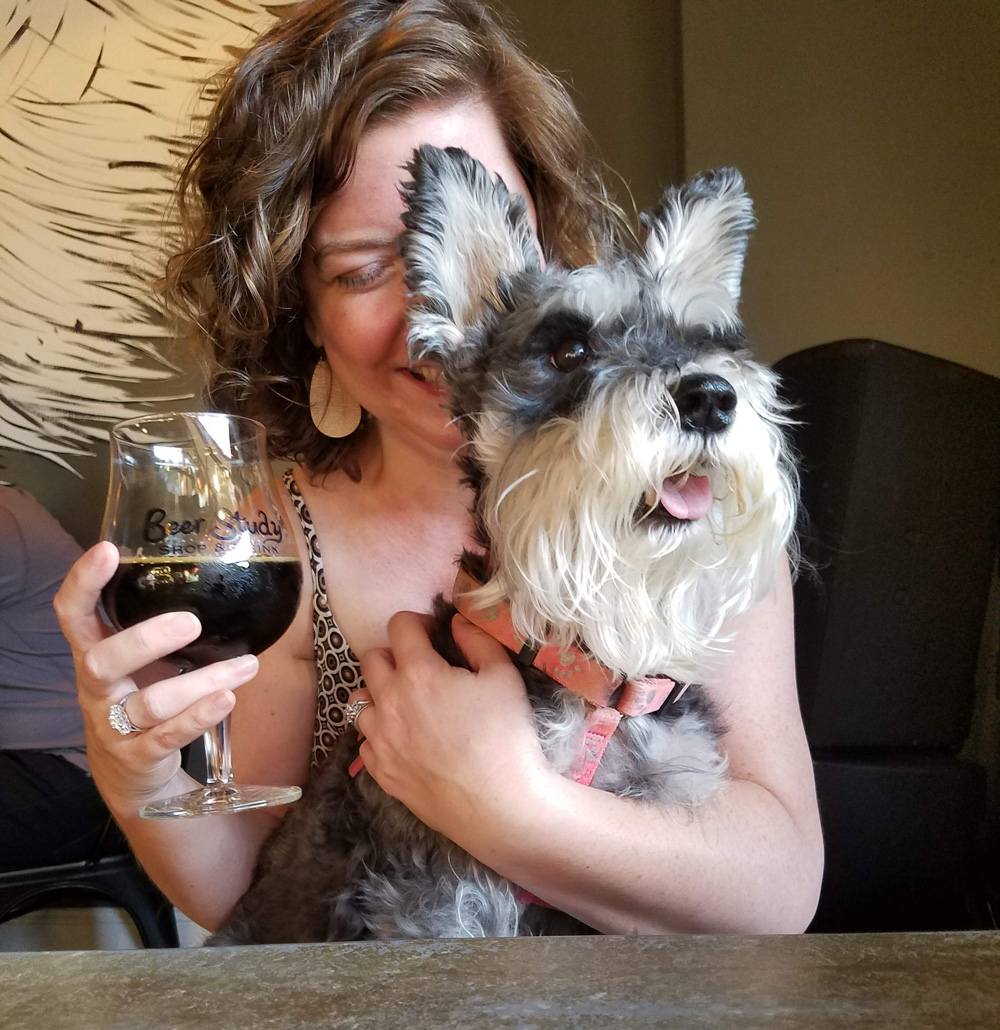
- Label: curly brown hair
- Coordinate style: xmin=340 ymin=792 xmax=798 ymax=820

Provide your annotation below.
xmin=162 ymin=0 xmax=626 ymax=477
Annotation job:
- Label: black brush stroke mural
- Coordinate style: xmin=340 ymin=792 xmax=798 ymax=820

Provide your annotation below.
xmin=0 ymin=0 xmax=289 ymax=473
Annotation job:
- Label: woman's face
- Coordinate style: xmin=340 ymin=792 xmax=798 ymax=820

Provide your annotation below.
xmin=301 ymin=99 xmax=538 ymax=460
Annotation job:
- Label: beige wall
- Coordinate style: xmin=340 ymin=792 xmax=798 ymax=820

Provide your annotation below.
xmin=4 ymin=1 xmax=684 ymax=546
xmin=0 ymin=2 xmax=282 ymax=546
xmin=681 ymin=0 xmax=1000 ymax=374
xmin=681 ymin=0 xmax=999 ymax=836
xmin=500 ymin=0 xmax=683 ymax=211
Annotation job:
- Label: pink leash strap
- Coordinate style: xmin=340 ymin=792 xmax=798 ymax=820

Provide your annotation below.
xmin=352 ymin=566 xmax=687 ymax=910
xmin=512 ymin=708 xmax=623 ymax=910
xmin=452 ymin=564 xmax=682 ymax=714
xmin=570 ymin=706 xmax=622 ymax=787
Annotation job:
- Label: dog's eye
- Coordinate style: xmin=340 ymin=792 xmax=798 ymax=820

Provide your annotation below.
xmin=550 ymin=338 xmax=589 ymax=372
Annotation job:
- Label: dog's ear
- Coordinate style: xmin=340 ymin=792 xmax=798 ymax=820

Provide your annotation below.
xmin=640 ymin=168 xmax=754 ymax=330
xmin=400 ymin=145 xmax=539 ymax=365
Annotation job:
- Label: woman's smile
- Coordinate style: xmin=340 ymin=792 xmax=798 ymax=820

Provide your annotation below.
xmin=299 ymin=98 xmax=536 ymax=458
xmin=402 ymin=363 xmax=449 ymax=399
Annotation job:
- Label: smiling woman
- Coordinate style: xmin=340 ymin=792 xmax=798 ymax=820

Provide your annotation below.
xmin=298 ymin=99 xmax=540 ymax=462
xmin=162 ymin=0 xmax=619 ymax=484
xmin=51 ymin=0 xmax=821 ymax=940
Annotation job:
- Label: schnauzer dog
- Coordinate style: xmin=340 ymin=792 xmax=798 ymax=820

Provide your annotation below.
xmin=208 ymin=147 xmax=797 ymax=943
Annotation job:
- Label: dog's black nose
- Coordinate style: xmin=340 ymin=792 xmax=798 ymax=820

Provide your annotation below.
xmin=673 ymin=374 xmax=737 ymax=433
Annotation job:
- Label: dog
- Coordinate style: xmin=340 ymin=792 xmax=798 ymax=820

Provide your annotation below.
xmin=208 ymin=148 xmax=797 ymax=943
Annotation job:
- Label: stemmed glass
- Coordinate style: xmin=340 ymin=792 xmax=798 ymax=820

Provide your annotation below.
xmin=100 ymin=412 xmax=303 ymax=817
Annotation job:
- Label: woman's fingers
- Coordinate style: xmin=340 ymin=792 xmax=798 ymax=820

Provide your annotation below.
xmin=385 ymin=610 xmax=440 ymax=662
xmin=344 ymin=687 xmax=374 ymax=738
xmin=130 ymin=688 xmax=239 ymax=766
xmin=53 ymin=541 xmax=119 ymax=652
xmin=449 ymin=612 xmax=515 ymax=674
xmin=57 ymin=542 xmax=209 ymax=703
xmin=359 ymin=646 xmax=394 ymax=687
xmin=110 ymin=654 xmax=259 ymax=731
xmin=80 ymin=611 xmax=202 ymax=699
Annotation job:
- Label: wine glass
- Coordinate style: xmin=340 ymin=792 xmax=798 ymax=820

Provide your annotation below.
xmin=100 ymin=412 xmax=303 ymax=818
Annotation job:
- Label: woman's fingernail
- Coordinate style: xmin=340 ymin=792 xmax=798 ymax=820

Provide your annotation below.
xmin=228 ymin=654 xmax=259 ymax=677
xmin=166 ymin=611 xmax=200 ymax=636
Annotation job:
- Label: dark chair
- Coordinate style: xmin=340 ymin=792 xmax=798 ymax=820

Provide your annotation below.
xmin=0 ymin=742 xmax=207 ymax=949
xmin=774 ymin=340 xmax=1000 ymax=933
xmin=0 ymin=818 xmax=180 ymax=949
xmin=0 ymin=850 xmax=180 ymax=948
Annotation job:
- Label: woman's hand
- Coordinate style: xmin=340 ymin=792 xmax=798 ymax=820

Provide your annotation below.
xmin=53 ymin=541 xmax=261 ymax=813
xmin=351 ymin=611 xmax=549 ymax=837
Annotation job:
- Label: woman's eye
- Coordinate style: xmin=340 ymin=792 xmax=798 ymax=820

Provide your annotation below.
xmin=333 ymin=261 xmax=394 ymax=290
xmin=550 ymin=338 xmax=589 ymax=372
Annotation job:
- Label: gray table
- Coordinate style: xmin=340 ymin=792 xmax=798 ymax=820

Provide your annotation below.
xmin=2 ymin=931 xmax=998 ymax=1029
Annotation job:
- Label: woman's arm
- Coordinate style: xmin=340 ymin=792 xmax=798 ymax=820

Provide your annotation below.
xmin=356 ymin=560 xmax=823 ymax=934
xmin=54 ymin=489 xmax=318 ymax=931
xmin=123 ymin=613 xmax=317 ymax=930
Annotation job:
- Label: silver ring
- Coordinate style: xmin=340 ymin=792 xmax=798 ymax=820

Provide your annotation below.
xmin=108 ymin=691 xmax=143 ymax=736
xmin=344 ymin=698 xmax=371 ymax=725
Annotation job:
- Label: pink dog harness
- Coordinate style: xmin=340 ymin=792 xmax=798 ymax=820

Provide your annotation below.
xmin=451 ymin=563 xmax=687 ymax=786
xmin=451 ymin=562 xmax=687 ymax=910
xmin=348 ymin=560 xmax=687 ymax=909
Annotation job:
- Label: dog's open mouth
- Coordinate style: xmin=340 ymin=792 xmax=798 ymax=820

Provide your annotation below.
xmin=636 ymin=472 xmax=714 ymax=527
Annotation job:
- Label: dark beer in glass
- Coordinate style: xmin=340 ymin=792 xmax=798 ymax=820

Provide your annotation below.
xmin=101 ymin=412 xmax=303 ymax=817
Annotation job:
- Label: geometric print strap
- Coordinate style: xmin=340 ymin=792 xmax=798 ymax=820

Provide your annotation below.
xmin=282 ymin=468 xmax=364 ymax=769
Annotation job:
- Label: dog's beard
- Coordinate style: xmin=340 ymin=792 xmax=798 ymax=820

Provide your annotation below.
xmin=470 ymin=359 xmax=797 ymax=681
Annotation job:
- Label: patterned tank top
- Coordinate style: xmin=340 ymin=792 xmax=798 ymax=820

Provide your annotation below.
xmin=282 ymin=469 xmax=364 ymax=769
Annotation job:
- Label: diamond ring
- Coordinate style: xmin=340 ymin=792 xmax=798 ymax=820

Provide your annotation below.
xmin=108 ymin=690 xmax=143 ymax=736
xmin=344 ymin=698 xmax=371 ymax=724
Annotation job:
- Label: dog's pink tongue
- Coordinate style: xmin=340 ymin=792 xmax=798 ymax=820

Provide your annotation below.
xmin=659 ymin=474 xmax=713 ymax=520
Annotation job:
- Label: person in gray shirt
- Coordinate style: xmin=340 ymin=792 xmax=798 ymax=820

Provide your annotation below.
xmin=0 ymin=485 xmax=125 ymax=871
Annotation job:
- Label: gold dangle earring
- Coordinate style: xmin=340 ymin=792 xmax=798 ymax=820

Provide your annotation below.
xmin=309 ymin=355 xmax=362 ymax=438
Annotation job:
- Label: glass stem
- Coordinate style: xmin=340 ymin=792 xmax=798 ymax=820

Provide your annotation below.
xmin=203 ymin=714 xmax=233 ymax=786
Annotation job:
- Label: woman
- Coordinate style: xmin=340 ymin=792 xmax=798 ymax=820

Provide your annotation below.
xmin=55 ymin=0 xmax=823 ymax=935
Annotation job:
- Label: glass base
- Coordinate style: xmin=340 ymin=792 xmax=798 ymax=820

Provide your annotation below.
xmin=139 ymin=783 xmax=302 ymax=818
